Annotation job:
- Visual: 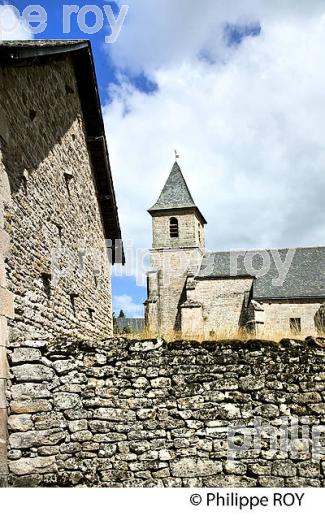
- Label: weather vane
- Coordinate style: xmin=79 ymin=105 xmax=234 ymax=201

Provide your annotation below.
xmin=175 ymin=150 xmax=180 ymax=160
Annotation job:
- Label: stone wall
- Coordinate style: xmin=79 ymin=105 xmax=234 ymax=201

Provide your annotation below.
xmin=184 ymin=278 xmax=254 ymax=336
xmin=148 ymin=248 xmax=203 ymax=332
xmin=151 ymin=210 xmax=205 ymax=250
xmin=6 ymin=337 xmax=325 ymax=487
xmin=0 ymin=56 xmax=112 ymax=343
xmin=0 ymin=96 xmax=12 ymax=486
xmin=146 ymin=208 xmax=205 ymax=333
xmin=253 ymin=301 xmax=321 ymax=337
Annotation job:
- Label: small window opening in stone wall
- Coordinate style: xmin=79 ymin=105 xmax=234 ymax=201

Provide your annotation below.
xmin=64 ymin=170 xmax=74 ymax=197
xmin=78 ymin=249 xmax=87 ymax=273
xmin=170 ymin=217 xmax=179 ymax=238
xmin=29 ymin=109 xmax=37 ymax=121
xmin=70 ymin=293 xmax=79 ymax=317
xmin=55 ymin=223 xmax=63 ymax=242
xmin=22 ymin=172 xmax=28 ymax=195
xmin=290 ymin=318 xmax=301 ymax=335
xmin=65 ymin=84 xmax=74 ymax=95
xmin=88 ymin=308 xmax=95 ymax=322
xmin=41 ymin=273 xmax=52 ymax=299
xmin=94 ymin=271 xmax=100 ymax=288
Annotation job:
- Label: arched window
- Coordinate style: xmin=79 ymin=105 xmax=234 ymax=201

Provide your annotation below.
xmin=170 ymin=217 xmax=179 ymax=238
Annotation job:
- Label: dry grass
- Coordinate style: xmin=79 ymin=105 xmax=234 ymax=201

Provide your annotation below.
xmin=117 ymin=328 xmax=308 ymax=343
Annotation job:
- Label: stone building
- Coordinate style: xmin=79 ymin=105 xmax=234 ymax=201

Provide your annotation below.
xmin=0 ymin=40 xmax=123 ymax=346
xmin=145 ymin=161 xmax=325 ymax=337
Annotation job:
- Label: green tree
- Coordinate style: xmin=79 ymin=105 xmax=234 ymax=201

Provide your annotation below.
xmin=119 ymin=309 xmax=126 ymax=319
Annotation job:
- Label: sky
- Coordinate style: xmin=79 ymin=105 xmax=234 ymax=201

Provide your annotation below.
xmin=1 ymin=1 xmax=325 ymax=318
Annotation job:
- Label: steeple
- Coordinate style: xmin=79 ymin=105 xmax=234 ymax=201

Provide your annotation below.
xmin=145 ymin=159 xmax=207 ymax=334
xmin=148 ymin=161 xmax=207 ymax=224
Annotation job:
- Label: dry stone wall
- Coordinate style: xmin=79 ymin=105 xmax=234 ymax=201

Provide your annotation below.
xmin=6 ymin=337 xmax=325 ymax=487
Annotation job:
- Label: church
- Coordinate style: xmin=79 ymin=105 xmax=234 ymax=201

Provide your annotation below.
xmin=144 ymin=161 xmax=325 ymax=337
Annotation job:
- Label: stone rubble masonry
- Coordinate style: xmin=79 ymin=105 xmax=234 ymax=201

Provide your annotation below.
xmin=6 ymin=336 xmax=325 ymax=487
xmin=0 ymin=56 xmax=113 ymax=344
xmin=0 ymin=123 xmax=12 ymax=486
xmin=145 ymin=209 xmax=205 ymax=334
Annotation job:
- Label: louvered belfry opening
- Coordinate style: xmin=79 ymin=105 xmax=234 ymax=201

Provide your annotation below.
xmin=170 ymin=217 xmax=179 ymax=238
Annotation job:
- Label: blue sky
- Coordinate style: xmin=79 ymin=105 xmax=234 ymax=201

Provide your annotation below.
xmin=4 ymin=1 xmax=324 ymax=318
xmin=6 ymin=0 xmax=155 ymax=317
xmin=5 ymin=1 xmax=261 ymax=318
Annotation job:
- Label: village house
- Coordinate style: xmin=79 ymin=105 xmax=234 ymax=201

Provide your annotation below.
xmin=0 ymin=40 xmax=123 ymax=347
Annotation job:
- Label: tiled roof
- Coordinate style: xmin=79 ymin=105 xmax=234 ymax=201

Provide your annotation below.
xmin=197 ymin=247 xmax=325 ymax=299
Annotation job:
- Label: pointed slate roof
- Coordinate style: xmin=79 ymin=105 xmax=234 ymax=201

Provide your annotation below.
xmin=149 ymin=162 xmax=207 ymax=223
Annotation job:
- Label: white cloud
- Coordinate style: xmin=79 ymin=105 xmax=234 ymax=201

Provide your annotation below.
xmin=113 ymin=294 xmax=144 ymax=318
xmin=112 ymin=0 xmax=325 ymax=73
xmin=0 ymin=4 xmax=34 ymax=41
xmin=106 ymin=2 xmax=325 ymax=283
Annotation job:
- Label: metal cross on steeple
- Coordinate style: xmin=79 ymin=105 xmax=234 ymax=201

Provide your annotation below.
xmin=174 ymin=150 xmax=180 ymax=160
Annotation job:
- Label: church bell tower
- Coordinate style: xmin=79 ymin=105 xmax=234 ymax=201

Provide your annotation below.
xmin=144 ymin=160 xmax=207 ymax=333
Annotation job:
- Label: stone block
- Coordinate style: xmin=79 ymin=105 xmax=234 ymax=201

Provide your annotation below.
xmin=0 ymin=379 xmax=7 ymax=408
xmin=10 ymin=429 xmax=66 ymax=449
xmin=52 ymin=359 xmax=76 ymax=375
xmin=0 ymin=317 xmax=8 ymax=347
xmin=33 ymin=412 xmax=65 ymax=430
xmin=171 ymin=458 xmax=222 ymax=478
xmin=68 ymin=419 xmax=88 ymax=433
xmin=9 ymin=456 xmax=56 ymax=476
xmin=0 ymin=229 xmax=10 ymax=258
xmin=10 ymin=400 xmax=52 ymax=414
xmin=53 ymin=392 xmax=81 ymax=411
xmin=70 ymin=430 xmax=93 ymax=442
xmin=0 ymin=347 xmax=9 ymax=378
xmin=272 ymin=461 xmax=297 ymax=477
xmin=11 ymin=364 xmax=54 ymax=383
xmin=10 ymin=348 xmax=42 ymax=364
xmin=0 ymin=442 xmax=8 ymax=478
xmin=8 ymin=414 xmax=33 ymax=432
xmin=0 ymin=288 xmax=14 ymax=319
xmin=0 ymin=258 xmax=6 ymax=288
xmin=11 ymin=383 xmax=51 ymax=401
xmin=92 ymin=408 xmax=136 ymax=422
xmin=0 ymin=407 xmax=7 ymax=440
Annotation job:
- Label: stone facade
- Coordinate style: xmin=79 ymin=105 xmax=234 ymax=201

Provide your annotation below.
xmin=0 ymin=43 xmax=122 ymax=343
xmin=148 ymin=246 xmax=203 ymax=333
xmin=0 ymin=107 xmax=12 ymax=486
xmin=183 ymin=278 xmax=254 ymax=337
xmin=152 ymin=210 xmax=205 ymax=250
xmin=6 ymin=337 xmax=325 ymax=487
xmin=146 ymin=207 xmax=205 ymax=333
xmin=252 ymin=301 xmax=323 ymax=338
